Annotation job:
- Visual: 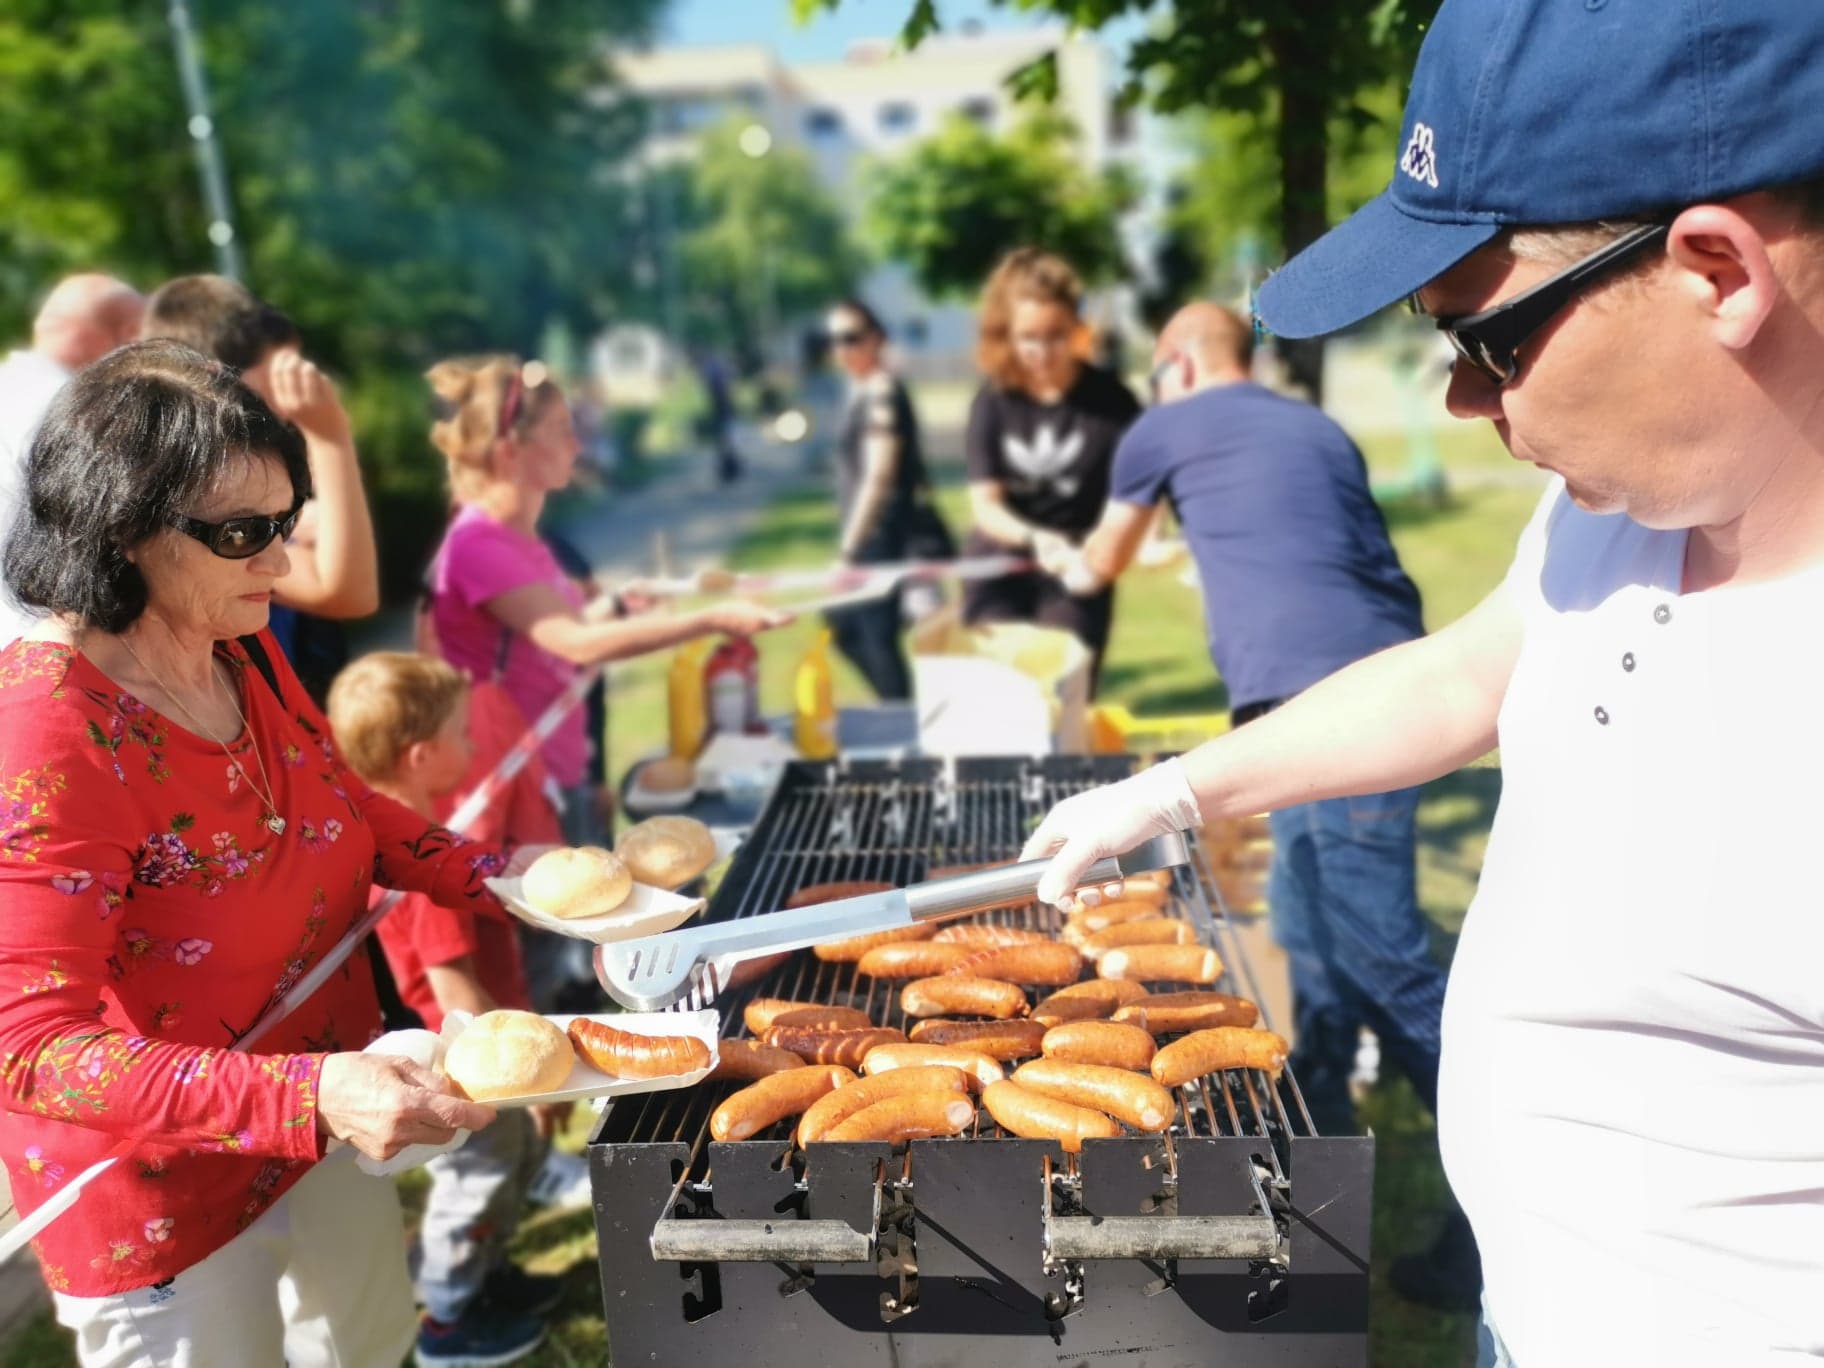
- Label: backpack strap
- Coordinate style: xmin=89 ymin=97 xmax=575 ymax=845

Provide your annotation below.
xmin=237 ymin=634 xmax=284 ymax=705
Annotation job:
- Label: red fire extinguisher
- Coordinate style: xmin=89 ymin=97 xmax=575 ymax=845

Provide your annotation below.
xmin=703 ymin=635 xmax=763 ymax=738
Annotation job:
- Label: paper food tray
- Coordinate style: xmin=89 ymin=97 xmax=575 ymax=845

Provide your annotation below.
xmin=355 ymin=1010 xmax=719 ymax=1176
xmin=487 ymin=875 xmax=705 ymax=942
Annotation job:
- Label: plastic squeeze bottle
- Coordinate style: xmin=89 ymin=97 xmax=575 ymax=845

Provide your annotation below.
xmin=794 ymin=631 xmax=838 ymax=759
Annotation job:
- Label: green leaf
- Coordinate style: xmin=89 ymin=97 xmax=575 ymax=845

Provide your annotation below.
xmin=169 ymin=813 xmax=196 ymax=834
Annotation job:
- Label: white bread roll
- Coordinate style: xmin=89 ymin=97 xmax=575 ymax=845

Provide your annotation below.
xmin=617 ymin=815 xmax=716 ymax=890
xmin=522 ymin=846 xmax=632 ymax=920
xmin=442 ymin=1010 xmax=572 ymax=1101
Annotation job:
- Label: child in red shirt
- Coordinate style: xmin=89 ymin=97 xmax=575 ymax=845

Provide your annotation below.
xmin=328 ymin=653 xmax=564 ymax=1368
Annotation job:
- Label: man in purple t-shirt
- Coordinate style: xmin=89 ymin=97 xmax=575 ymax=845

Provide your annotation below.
xmin=1054 ymin=301 xmax=1472 ymax=1309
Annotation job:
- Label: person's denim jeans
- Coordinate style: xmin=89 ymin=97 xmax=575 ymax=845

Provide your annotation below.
xmin=1266 ymin=787 xmax=1446 ymax=1134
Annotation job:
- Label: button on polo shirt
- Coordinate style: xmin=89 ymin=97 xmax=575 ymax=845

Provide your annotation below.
xmin=1439 ymin=480 xmax=1824 ymax=1367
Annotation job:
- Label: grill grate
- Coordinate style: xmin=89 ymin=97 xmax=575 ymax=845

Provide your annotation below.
xmin=596 ymin=756 xmax=1317 ymax=1178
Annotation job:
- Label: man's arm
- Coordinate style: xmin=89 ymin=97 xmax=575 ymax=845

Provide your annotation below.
xmin=1022 ymin=580 xmax=1522 ymax=904
xmin=1075 ymin=500 xmax=1158 ymax=588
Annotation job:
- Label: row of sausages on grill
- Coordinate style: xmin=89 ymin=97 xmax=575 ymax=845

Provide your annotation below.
xmin=704 ymin=875 xmax=1287 ymax=1151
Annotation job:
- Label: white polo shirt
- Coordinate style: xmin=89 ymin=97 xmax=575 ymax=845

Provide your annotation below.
xmin=1440 ymin=480 xmax=1824 ymax=1366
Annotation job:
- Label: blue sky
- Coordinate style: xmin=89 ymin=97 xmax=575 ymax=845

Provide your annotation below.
xmin=663 ymin=0 xmax=1142 ymax=66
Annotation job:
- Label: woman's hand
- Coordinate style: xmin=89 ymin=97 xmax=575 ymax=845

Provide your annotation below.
xmin=1019 ymin=758 xmax=1204 ymax=909
xmin=315 ymin=1052 xmax=496 ymax=1161
xmin=709 ymin=602 xmax=794 ymax=637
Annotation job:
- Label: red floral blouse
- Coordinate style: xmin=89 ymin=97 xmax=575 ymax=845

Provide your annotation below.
xmin=0 ymin=633 xmax=507 ymax=1297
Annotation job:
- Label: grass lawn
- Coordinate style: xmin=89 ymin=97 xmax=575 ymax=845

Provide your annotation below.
xmin=5 ymin=448 xmax=1536 ymax=1368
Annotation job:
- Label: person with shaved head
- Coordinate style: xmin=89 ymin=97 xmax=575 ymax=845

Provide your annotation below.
xmin=0 ymin=274 xmax=143 ymax=643
xmin=1049 ymin=297 xmax=1471 ymax=1302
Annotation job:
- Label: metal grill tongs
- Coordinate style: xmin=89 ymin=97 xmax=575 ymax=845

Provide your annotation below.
xmin=596 ymin=831 xmax=1191 ymax=1011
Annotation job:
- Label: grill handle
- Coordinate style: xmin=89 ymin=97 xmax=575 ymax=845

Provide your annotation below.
xmin=1048 ymin=1214 xmax=1280 ymax=1262
xmin=907 ymin=831 xmax=1190 ymax=922
xmin=650 ymin=1217 xmax=874 ymax=1264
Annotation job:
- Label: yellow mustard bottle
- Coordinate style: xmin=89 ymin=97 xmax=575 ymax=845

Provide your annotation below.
xmin=668 ymin=639 xmax=710 ymax=758
xmin=794 ymin=630 xmax=838 ymax=759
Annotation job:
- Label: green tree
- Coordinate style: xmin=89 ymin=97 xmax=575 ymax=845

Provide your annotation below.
xmin=864 ymin=109 xmax=1136 ymax=300
xmin=795 ymin=0 xmax=1443 ymax=397
xmin=0 ymin=0 xmax=665 ymax=594
xmin=660 ymin=118 xmax=866 ymax=371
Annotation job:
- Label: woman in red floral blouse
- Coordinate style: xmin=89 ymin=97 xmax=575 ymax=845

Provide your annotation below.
xmin=0 ymin=341 xmax=502 ymax=1366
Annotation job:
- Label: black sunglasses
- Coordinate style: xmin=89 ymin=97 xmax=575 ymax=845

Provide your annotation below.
xmin=168 ymin=502 xmax=302 ymax=559
xmin=829 ymin=330 xmax=869 ymax=348
xmin=1421 ymin=219 xmax=1671 ymax=385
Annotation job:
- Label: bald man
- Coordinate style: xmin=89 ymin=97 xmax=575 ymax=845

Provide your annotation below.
xmin=0 ymin=273 xmax=143 ymax=642
xmin=1058 ymin=301 xmax=1475 ymax=1305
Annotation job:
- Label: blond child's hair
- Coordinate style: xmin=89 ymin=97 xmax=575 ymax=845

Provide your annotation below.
xmin=327 ymin=651 xmax=468 ymax=783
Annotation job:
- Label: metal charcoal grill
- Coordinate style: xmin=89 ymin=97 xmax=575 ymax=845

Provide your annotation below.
xmin=588 ymin=756 xmax=1373 ymax=1366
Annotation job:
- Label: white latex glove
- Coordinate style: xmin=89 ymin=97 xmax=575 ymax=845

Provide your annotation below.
xmin=1057 ymin=550 xmax=1107 ymax=598
xmin=1020 ymin=758 xmax=1203 ymax=909
xmin=1030 ymin=529 xmax=1078 ymax=579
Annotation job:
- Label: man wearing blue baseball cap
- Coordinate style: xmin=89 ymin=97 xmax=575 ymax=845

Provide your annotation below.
xmin=1021 ymin=0 xmax=1824 ymax=1362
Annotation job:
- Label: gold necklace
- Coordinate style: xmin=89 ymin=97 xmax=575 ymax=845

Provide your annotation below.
xmin=117 ymin=637 xmax=287 ymax=836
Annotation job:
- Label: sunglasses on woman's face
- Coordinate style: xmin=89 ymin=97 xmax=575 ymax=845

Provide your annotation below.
xmin=830 ymin=330 xmax=868 ymax=348
xmin=168 ymin=502 xmax=302 ymax=559
xmin=1419 ymin=219 xmax=1671 ymax=386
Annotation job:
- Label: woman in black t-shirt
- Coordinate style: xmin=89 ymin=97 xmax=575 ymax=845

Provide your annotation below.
xmin=963 ymin=249 xmax=1140 ymax=689
xmin=825 ymin=297 xmax=951 ymax=700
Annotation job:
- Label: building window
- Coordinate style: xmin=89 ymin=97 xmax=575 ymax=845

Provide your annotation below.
xmin=878 ymin=101 xmax=917 ymax=135
xmin=960 ymin=98 xmax=995 ymax=129
xmin=805 ymin=107 xmax=844 ymax=138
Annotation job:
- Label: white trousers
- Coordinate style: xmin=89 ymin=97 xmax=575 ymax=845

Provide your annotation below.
xmin=53 ymin=1151 xmax=416 ymax=1368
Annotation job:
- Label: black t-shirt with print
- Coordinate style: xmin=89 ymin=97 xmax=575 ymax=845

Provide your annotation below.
xmin=964 ymin=363 xmax=1142 ymax=539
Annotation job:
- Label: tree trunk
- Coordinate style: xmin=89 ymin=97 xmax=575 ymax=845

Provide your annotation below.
xmin=1270 ymin=22 xmax=1330 ymax=404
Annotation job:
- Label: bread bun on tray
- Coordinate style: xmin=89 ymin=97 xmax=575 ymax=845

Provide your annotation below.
xmin=617 ymin=815 xmax=716 ymax=890
xmin=443 ymin=1010 xmax=573 ymax=1101
xmin=522 ymin=846 xmax=633 ymax=920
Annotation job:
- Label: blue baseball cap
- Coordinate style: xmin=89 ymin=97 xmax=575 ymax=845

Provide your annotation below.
xmin=1255 ymin=0 xmax=1824 ymax=339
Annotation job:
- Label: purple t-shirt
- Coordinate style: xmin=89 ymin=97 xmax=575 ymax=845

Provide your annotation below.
xmin=429 ymin=505 xmax=588 ymax=786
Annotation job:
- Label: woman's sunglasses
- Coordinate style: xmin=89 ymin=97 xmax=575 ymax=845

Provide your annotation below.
xmin=1419 ymin=219 xmax=1671 ymax=385
xmin=829 ymin=329 xmax=869 ymax=348
xmin=168 ymin=503 xmax=303 ymax=559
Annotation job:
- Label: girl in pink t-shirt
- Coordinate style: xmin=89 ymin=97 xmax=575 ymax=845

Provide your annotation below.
xmin=419 ymin=354 xmax=787 ymax=842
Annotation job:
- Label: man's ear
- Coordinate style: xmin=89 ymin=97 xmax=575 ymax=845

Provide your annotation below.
xmin=1666 ymin=203 xmax=1780 ymax=352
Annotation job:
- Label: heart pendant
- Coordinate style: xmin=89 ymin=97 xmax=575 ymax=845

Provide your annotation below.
xmin=265 ymin=814 xmax=287 ymax=836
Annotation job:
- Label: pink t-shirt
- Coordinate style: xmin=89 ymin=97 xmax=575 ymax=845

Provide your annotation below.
xmin=428 ymin=505 xmax=589 ymax=786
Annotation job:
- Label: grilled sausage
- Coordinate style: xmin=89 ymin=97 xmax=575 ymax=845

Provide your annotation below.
xmin=797 ymin=1065 xmax=969 ymax=1144
xmin=1150 ymin=1027 xmax=1289 ymax=1087
xmin=1040 ymin=1020 xmax=1156 ymax=1071
xmin=767 ymin=1005 xmax=874 ymax=1033
xmin=825 ymin=1092 xmax=976 ymax=1143
xmin=945 ymin=942 xmax=1083 ymax=986
xmin=907 ymin=1018 xmax=1047 ymax=1060
xmin=1098 ymin=944 xmax=1222 ymax=985
xmin=901 ymin=975 xmax=1030 ymax=1020
xmin=981 ymin=1079 xmax=1122 ymax=1153
xmin=1111 ymin=991 xmax=1259 ymax=1035
xmin=743 ymin=997 xmax=836 ymax=1036
xmin=710 ymin=1064 xmax=855 ymax=1141
xmin=1065 ymin=899 xmax=1165 ymax=936
xmin=861 ymin=1042 xmax=1005 ymax=1091
xmin=566 ymin=1019 xmax=711 ymax=1080
xmin=855 ymin=941 xmax=974 ymax=977
xmin=708 ymin=1038 xmax=807 ymax=1082
xmin=932 ymin=923 xmax=1053 ymax=947
xmin=1010 ymin=1058 xmax=1175 ymax=1132
xmin=812 ymin=924 xmax=937 ymax=962
xmin=1079 ymin=919 xmax=1194 ymax=961
xmin=762 ymin=1025 xmax=908 ymax=1070
xmin=1031 ymin=979 xmax=1149 ymax=1028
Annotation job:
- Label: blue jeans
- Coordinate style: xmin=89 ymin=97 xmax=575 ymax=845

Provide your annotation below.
xmin=1267 ymin=787 xmax=1446 ymax=1134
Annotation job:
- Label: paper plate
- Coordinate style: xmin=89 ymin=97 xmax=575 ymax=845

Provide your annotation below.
xmin=354 ymin=1010 xmax=720 ymax=1176
xmin=486 ymin=875 xmax=705 ymax=942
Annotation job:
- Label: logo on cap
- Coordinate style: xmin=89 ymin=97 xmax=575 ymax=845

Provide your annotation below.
xmin=1400 ymin=122 xmax=1441 ymax=190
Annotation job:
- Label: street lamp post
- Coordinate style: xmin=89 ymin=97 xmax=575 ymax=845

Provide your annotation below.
xmin=740 ymin=123 xmax=780 ymax=369
xmin=168 ymin=0 xmax=242 ymax=279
